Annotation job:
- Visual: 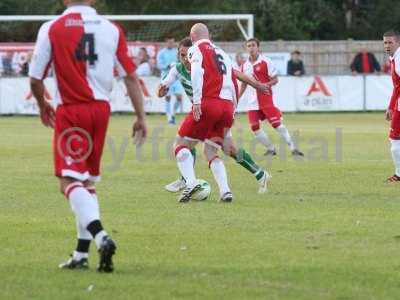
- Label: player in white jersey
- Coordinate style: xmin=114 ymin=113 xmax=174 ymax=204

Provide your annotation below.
xmin=240 ymin=38 xmax=303 ymax=157
xmin=29 ymin=0 xmax=147 ymax=272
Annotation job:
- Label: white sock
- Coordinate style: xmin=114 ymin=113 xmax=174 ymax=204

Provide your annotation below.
xmin=176 ymin=147 xmax=196 ymax=186
xmin=76 ymin=218 xmax=92 ymax=240
xmin=73 ymin=250 xmax=88 ymax=260
xmin=94 ymin=231 xmax=108 ymax=249
xmin=74 ymin=187 xmax=99 ymax=242
xmin=210 ymin=158 xmax=230 ymax=196
xmin=275 ymin=124 xmax=295 ymax=151
xmin=254 ymin=129 xmax=275 ymax=151
xmin=66 ymin=183 xmax=100 ymax=231
xmin=391 ymin=139 xmax=400 ymax=176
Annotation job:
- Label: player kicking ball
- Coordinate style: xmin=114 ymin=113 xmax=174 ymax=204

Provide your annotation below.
xmin=171 ymin=24 xmax=271 ymax=203
xmin=29 ymin=0 xmax=147 ymax=272
xmin=159 ymin=37 xmax=271 ymax=194
xmin=383 ymin=30 xmax=400 ymax=182
xmin=240 ymin=38 xmax=304 ymax=157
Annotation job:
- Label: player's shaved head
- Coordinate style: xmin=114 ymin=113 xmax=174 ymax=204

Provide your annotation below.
xmin=190 ymin=23 xmax=210 ymax=42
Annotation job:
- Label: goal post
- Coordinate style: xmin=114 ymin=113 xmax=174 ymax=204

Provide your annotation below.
xmin=0 ymin=14 xmax=254 ymax=41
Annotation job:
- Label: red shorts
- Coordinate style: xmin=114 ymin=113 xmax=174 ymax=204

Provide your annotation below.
xmin=178 ymin=98 xmax=234 ymax=146
xmin=53 ymin=101 xmax=110 ymax=182
xmin=390 ymin=109 xmax=400 ymax=139
xmin=248 ymin=106 xmax=282 ymax=128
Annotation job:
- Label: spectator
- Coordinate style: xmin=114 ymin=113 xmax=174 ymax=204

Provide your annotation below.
xmin=20 ymin=51 xmax=33 ymax=76
xmin=287 ymin=50 xmax=305 ymax=76
xmin=136 ymin=47 xmax=152 ymax=77
xmin=2 ymin=51 xmax=15 ymax=76
xmin=350 ymin=46 xmax=381 ymax=74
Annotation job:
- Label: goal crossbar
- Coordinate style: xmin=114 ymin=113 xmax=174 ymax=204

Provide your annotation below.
xmin=0 ymin=14 xmax=254 ymax=40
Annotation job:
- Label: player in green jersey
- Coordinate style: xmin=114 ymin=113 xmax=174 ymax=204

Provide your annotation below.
xmin=159 ymin=37 xmax=272 ymax=194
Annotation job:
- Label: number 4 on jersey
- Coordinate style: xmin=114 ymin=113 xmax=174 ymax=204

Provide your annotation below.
xmin=75 ymin=33 xmax=98 ymax=66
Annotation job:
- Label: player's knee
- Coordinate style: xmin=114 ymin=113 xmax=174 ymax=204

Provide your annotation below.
xmin=207 ymin=155 xmax=220 ymax=168
xmin=251 ymin=123 xmax=260 ymax=132
xmin=222 ymin=142 xmax=235 ymax=157
xmin=391 ymin=139 xmax=400 ymax=153
xmin=203 ymin=145 xmax=217 ymax=162
xmin=59 ymin=177 xmax=79 ymax=195
xmin=271 ymin=121 xmax=281 ymax=129
xmin=174 ymin=144 xmax=188 ymax=156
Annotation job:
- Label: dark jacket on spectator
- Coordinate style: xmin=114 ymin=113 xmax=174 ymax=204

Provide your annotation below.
xmin=350 ymin=52 xmax=381 ymax=73
xmin=287 ymin=60 xmax=305 ymax=76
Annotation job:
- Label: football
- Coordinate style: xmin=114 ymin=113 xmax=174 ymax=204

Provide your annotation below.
xmin=191 ymin=179 xmax=211 ymax=201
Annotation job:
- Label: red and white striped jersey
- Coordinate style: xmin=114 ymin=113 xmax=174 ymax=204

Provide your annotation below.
xmin=29 ymin=5 xmax=136 ymax=106
xmin=188 ymin=39 xmax=238 ymax=105
xmin=242 ymin=54 xmax=277 ymax=110
xmin=389 ymin=47 xmax=400 ymax=111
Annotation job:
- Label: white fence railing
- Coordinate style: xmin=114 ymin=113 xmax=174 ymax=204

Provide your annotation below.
xmin=0 ymin=75 xmax=393 ymax=115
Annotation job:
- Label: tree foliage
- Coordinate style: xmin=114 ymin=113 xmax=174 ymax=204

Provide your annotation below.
xmin=0 ymin=0 xmax=399 ymax=41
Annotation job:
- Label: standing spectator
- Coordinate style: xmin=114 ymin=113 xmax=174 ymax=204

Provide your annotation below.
xmin=287 ymin=50 xmax=305 ymax=76
xmin=157 ymin=37 xmax=184 ymax=124
xmin=136 ymin=47 xmax=152 ymax=77
xmin=350 ymin=46 xmax=381 ymax=74
xmin=20 ymin=51 xmax=33 ymax=76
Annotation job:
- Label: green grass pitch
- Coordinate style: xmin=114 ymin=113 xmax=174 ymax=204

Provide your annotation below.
xmin=1 ymin=112 xmax=400 ymax=300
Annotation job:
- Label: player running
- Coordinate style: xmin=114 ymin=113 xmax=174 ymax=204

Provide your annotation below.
xmin=159 ymin=37 xmax=271 ymax=194
xmin=384 ymin=30 xmax=400 ymax=182
xmin=240 ymin=38 xmax=304 ymax=157
xmin=29 ymin=0 xmax=147 ymax=272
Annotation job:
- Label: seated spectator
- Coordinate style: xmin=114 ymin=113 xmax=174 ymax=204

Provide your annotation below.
xmin=136 ymin=47 xmax=152 ymax=77
xmin=350 ymin=46 xmax=381 ymax=74
xmin=2 ymin=51 xmax=15 ymax=76
xmin=287 ymin=50 xmax=305 ymax=76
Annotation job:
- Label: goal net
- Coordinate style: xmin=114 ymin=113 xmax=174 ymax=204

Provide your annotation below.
xmin=0 ymin=14 xmax=253 ymax=77
xmin=0 ymin=15 xmax=254 ymax=115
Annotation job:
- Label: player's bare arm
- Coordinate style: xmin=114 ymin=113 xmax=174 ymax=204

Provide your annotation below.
xmin=192 ymin=104 xmax=202 ymax=121
xmin=238 ymin=81 xmax=248 ymax=99
xmin=234 ymin=70 xmax=269 ymax=94
xmin=30 ymin=78 xmax=55 ymax=128
xmin=125 ymin=72 xmax=148 ymax=145
xmin=386 ymin=109 xmax=393 ymax=121
xmin=267 ymin=75 xmax=279 ymax=87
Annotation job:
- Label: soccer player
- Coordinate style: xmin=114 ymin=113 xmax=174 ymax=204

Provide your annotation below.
xmin=157 ymin=37 xmax=184 ymax=124
xmin=29 ymin=0 xmax=147 ymax=272
xmin=384 ymin=30 xmax=400 ymax=182
xmin=159 ymin=37 xmax=271 ymax=194
xmin=240 ymin=38 xmax=304 ymax=157
xmin=174 ymin=24 xmax=254 ymax=203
